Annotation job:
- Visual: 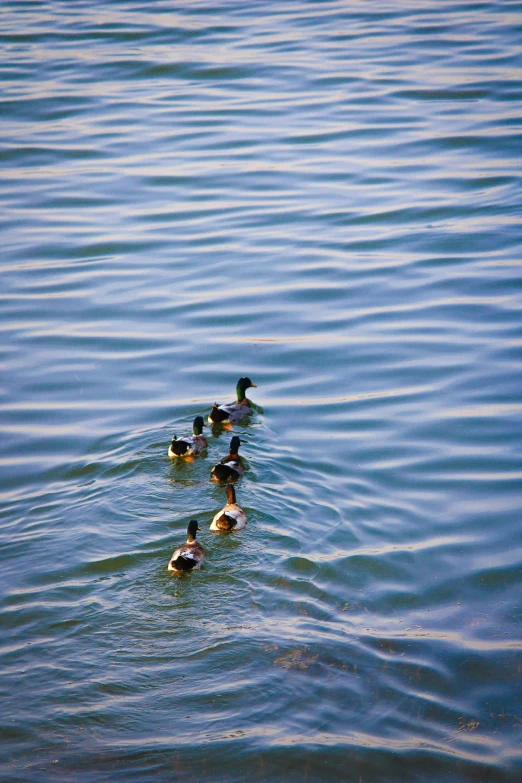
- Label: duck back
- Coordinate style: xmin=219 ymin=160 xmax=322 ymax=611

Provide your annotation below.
xmin=169 ymin=439 xmax=190 ymax=456
xmin=214 ymin=512 xmax=238 ymax=531
xmin=172 ymin=554 xmax=197 ymax=571
xmin=211 ymin=463 xmax=240 ymax=482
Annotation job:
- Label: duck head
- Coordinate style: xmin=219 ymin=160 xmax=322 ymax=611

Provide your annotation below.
xmin=225 ymin=483 xmax=237 ymax=504
xmin=236 ymin=376 xmax=257 ymax=401
xmin=229 ymin=436 xmax=241 ymax=455
xmin=187 ymin=519 xmax=200 ymax=542
xmin=193 ymin=416 xmax=205 ymax=435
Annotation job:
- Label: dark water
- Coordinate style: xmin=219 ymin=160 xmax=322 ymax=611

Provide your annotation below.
xmin=1 ymin=1 xmax=521 ymax=780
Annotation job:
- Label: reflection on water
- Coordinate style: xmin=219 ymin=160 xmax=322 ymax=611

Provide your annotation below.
xmin=1 ymin=0 xmax=522 ymax=781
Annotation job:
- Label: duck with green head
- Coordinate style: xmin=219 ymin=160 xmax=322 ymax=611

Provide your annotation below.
xmin=210 ymin=436 xmax=245 ymax=482
xmin=168 ymin=416 xmax=207 ymax=458
xmin=168 ymin=520 xmax=204 ymax=573
xmin=208 ymin=377 xmax=259 ymax=424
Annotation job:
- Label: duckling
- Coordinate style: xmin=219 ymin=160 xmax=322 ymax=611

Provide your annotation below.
xmin=210 ymin=484 xmax=247 ymax=532
xmin=208 ymin=376 xmax=258 ymax=424
xmin=168 ymin=416 xmax=207 ymax=458
xmin=167 ymin=520 xmax=204 ymax=573
xmin=210 ymin=436 xmax=245 ymax=482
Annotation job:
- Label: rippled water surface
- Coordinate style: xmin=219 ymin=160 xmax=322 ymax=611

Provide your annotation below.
xmin=1 ymin=1 xmax=522 ymax=780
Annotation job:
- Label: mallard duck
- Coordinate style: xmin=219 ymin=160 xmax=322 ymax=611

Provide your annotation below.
xmin=210 ymin=436 xmax=245 ymax=482
xmin=210 ymin=484 xmax=247 ymax=532
xmin=167 ymin=520 xmax=204 ymax=573
xmin=208 ymin=376 xmax=258 ymax=424
xmin=168 ymin=416 xmax=207 ymax=458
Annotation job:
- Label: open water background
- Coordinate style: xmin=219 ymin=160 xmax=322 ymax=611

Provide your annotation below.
xmin=1 ymin=1 xmax=522 ymax=781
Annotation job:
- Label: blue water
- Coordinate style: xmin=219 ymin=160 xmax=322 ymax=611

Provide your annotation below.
xmin=1 ymin=1 xmax=522 ymax=781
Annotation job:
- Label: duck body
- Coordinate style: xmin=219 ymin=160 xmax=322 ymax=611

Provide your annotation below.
xmin=209 ymin=401 xmax=251 ymax=425
xmin=168 ymin=416 xmax=207 ymax=458
xmin=210 ymin=484 xmax=247 ymax=532
xmin=168 ymin=520 xmax=204 ymax=573
xmin=210 ymin=457 xmax=244 ymax=482
xmin=208 ymin=377 xmax=258 ymax=424
xmin=210 ymin=436 xmax=245 ymax=482
xmin=168 ymin=434 xmax=207 ymax=458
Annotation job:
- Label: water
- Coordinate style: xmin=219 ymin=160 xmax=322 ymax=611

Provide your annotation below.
xmin=1 ymin=1 xmax=521 ymax=780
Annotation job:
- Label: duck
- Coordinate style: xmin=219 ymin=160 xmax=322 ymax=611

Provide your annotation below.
xmin=210 ymin=436 xmax=245 ymax=482
xmin=167 ymin=520 xmax=204 ymax=573
xmin=168 ymin=416 xmax=207 ymax=458
xmin=210 ymin=484 xmax=247 ymax=532
xmin=208 ymin=376 xmax=258 ymax=424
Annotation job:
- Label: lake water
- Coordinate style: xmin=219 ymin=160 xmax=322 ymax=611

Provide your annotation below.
xmin=1 ymin=1 xmax=521 ymax=781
